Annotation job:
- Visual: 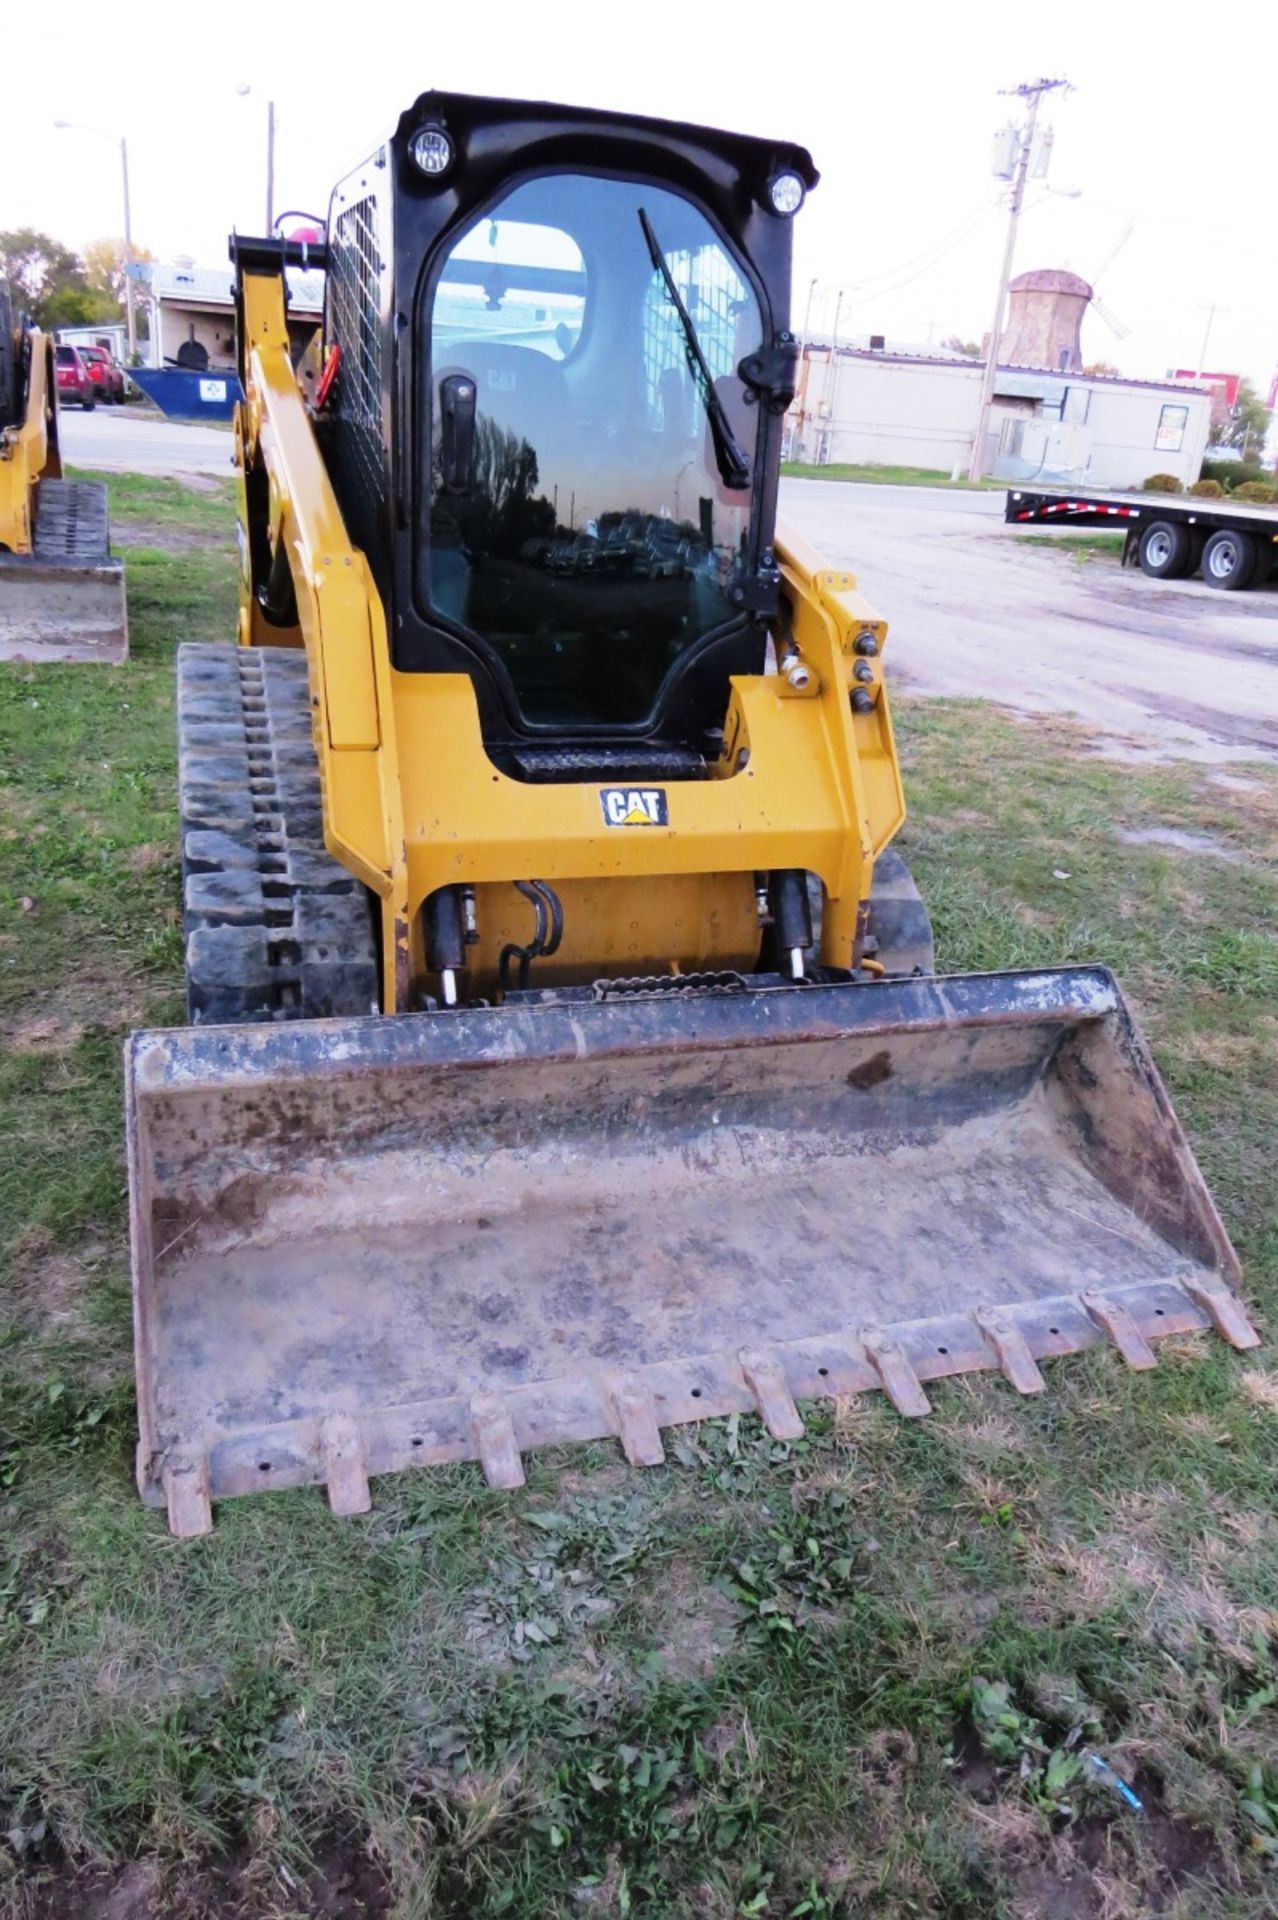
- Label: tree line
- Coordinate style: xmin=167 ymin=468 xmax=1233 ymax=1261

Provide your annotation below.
xmin=0 ymin=228 xmax=153 ymax=332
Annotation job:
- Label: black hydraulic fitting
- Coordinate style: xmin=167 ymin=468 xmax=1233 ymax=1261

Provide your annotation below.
xmin=769 ymin=869 xmax=813 ymax=954
xmin=423 ymin=884 xmax=467 ymax=972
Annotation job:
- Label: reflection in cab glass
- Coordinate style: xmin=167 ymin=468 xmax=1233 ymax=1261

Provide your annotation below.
xmin=427 ymin=174 xmax=762 ymax=729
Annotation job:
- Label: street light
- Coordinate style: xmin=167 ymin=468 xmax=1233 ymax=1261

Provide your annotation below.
xmin=236 ymin=86 xmax=277 ymax=233
xmin=53 ymin=119 xmax=137 ymax=361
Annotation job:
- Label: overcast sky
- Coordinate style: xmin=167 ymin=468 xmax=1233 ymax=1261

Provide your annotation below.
xmin=5 ymin=0 xmax=1275 ymax=389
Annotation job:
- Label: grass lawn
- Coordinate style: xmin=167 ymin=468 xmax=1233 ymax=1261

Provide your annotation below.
xmin=781 ymin=462 xmax=1002 ymax=490
xmin=1 ymin=473 xmax=1276 ymax=1919
xmin=1013 ymin=532 xmax=1128 ymax=565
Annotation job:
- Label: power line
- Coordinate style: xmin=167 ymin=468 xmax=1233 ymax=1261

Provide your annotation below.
xmin=816 ymin=195 xmax=1001 ymax=297
xmin=835 ymin=203 xmax=1002 ymax=315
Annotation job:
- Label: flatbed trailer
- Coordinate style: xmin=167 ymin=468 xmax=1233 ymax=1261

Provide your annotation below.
xmin=1006 ymin=484 xmax=1278 ymax=593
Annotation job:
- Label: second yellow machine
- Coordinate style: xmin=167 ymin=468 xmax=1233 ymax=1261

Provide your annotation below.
xmin=126 ymin=92 xmax=1255 ymax=1536
xmin=0 ymin=284 xmax=127 ymax=661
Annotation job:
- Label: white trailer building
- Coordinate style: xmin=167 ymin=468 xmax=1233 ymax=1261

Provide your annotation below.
xmin=787 ymin=346 xmax=1213 ymax=490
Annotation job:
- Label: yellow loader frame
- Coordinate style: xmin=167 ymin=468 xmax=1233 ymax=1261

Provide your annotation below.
xmin=235 ymin=264 xmax=906 ymax=1009
xmin=0 ymin=331 xmax=60 ymax=556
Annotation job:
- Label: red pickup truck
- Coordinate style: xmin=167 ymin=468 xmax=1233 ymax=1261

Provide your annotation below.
xmin=54 ymin=343 xmax=96 ymax=409
xmin=80 ymin=344 xmax=127 ymax=404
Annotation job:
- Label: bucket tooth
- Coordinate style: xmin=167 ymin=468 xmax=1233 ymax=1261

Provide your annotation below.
xmin=469 ymin=1394 xmax=525 ymax=1489
xmin=975 ymin=1307 xmax=1047 ymax=1395
xmin=320 ymin=1413 xmax=371 ymax=1517
xmin=739 ymin=1347 xmax=805 ymax=1440
xmin=605 ymin=1374 xmax=666 ymax=1467
xmin=862 ymin=1329 xmax=931 ymax=1417
xmin=1082 ymin=1289 xmax=1157 ymax=1370
xmin=163 ymin=1454 xmax=213 ymax=1538
xmin=1182 ymin=1275 xmax=1261 ymax=1351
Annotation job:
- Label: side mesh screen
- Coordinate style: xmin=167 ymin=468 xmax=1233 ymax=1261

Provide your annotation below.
xmin=328 ymin=194 xmax=386 ymax=575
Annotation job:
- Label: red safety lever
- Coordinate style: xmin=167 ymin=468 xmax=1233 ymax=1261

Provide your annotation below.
xmin=315 ymin=343 xmax=341 ymax=411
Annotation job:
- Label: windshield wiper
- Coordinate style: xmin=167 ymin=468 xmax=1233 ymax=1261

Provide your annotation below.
xmin=638 ymin=208 xmax=751 ymax=492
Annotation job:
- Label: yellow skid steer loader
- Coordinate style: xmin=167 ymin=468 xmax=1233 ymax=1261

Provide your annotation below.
xmin=0 ymin=288 xmax=127 ymax=661
xmin=125 ymin=93 xmax=1256 ymax=1536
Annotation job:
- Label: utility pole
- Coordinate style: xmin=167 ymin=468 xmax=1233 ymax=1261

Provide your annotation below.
xmin=53 ymin=120 xmax=138 ymax=361
xmin=236 ymin=87 xmax=277 ymax=232
xmin=794 ymin=276 xmax=818 ymax=461
xmin=1195 ymin=303 xmax=1227 ymax=378
xmin=120 ymin=135 xmax=137 ymax=362
xmin=266 ymin=100 xmax=276 ymax=232
xmin=968 ymin=77 xmax=1071 ymax=481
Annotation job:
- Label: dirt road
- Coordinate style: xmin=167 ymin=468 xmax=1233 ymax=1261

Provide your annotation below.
xmin=58 ymin=406 xmax=232 ymax=478
xmin=781 ymin=478 xmax=1278 ymax=764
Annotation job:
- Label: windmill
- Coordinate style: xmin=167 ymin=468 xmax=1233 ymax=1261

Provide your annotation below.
xmin=1087 ymin=218 xmax=1135 ymax=343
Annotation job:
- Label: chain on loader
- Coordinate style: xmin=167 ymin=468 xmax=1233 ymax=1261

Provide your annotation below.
xmin=124 ymin=92 xmax=1257 ymax=1536
xmin=0 ymin=286 xmax=127 ymax=662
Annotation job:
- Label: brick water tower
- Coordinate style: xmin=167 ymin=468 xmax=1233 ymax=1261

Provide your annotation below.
xmin=999 ymin=268 xmax=1093 ymax=372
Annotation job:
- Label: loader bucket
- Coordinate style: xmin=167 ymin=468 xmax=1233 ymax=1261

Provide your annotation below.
xmin=125 ymin=968 xmax=1257 ymax=1535
xmin=0 ymin=482 xmax=127 ymax=664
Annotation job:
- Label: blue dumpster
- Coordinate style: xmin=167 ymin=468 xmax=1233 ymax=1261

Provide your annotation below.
xmin=128 ymin=367 xmax=243 ymax=423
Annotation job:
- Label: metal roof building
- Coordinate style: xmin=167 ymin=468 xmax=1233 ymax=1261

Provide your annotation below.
xmin=140 ymin=260 xmax=324 ymax=371
xmin=787 ymin=344 xmax=1213 ymax=489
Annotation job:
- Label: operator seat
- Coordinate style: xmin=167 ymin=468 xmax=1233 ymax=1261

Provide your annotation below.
xmin=437 ymin=339 xmax=572 ymax=459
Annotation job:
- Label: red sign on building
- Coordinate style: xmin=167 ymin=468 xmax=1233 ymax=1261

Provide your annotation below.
xmin=1172 ymin=369 xmax=1242 ymax=415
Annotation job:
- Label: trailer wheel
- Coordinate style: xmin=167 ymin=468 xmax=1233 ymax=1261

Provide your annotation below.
xmin=1202 ymin=528 xmax=1258 ymax=591
xmin=1137 ymin=520 xmax=1192 ymax=580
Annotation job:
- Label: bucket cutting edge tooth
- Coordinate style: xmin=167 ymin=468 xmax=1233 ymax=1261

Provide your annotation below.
xmin=975 ymin=1307 xmax=1047 ymax=1395
xmin=861 ymin=1328 xmax=931 ymax=1418
xmin=320 ymin=1413 xmax=371 ymax=1516
xmin=163 ymin=1454 xmax=213 ymax=1539
xmin=739 ymin=1347 xmax=805 ymax=1440
xmin=604 ymin=1374 xmax=666 ymax=1468
xmin=1182 ymin=1274 xmax=1261 ymax=1350
xmin=1082 ymin=1289 xmax=1158 ymax=1370
xmin=469 ymin=1394 xmax=525 ymax=1490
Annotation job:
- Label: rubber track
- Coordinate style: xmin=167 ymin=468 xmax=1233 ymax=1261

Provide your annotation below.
xmin=803 ymin=848 xmax=935 ymax=978
xmin=865 ymin=847 xmax=936 ymax=976
xmin=178 ymin=643 xmax=379 ymax=1024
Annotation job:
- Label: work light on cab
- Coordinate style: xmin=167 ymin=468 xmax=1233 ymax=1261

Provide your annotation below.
xmin=411 ymin=127 xmax=453 ymax=176
xmin=767 ymin=169 xmax=805 ymax=215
